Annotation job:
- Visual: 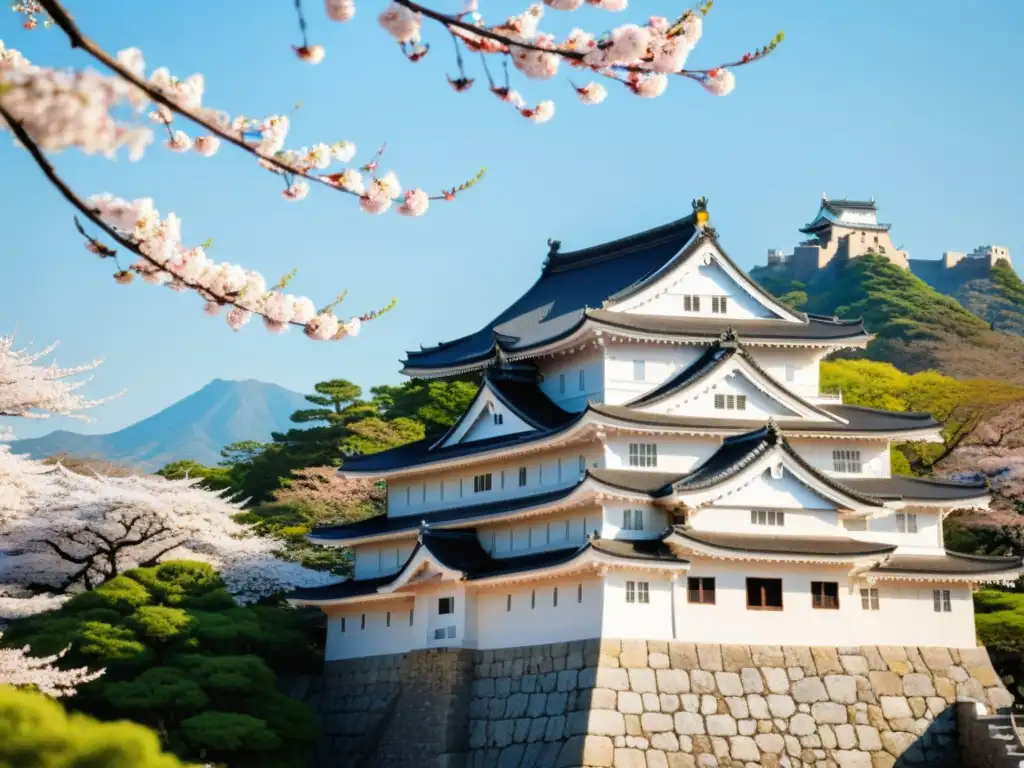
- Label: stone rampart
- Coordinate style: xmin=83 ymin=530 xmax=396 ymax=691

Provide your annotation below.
xmin=466 ymin=641 xmax=1013 ymax=768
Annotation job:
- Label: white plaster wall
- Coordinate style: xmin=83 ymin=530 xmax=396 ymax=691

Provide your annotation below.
xmin=603 ymin=436 xmax=720 ymax=474
xmin=604 ymin=343 xmax=704 ymax=406
xmin=848 ymin=509 xmax=944 ymax=551
xmin=354 ymin=541 xmax=417 ymax=579
xmin=602 ymin=571 xmax=676 ymax=640
xmin=324 ymin=599 xmax=415 ymax=661
xmin=787 ymin=438 xmax=891 ymax=479
xmin=473 ymin=576 xmax=603 ymax=649
xmin=746 ymin=347 xmax=825 ymax=401
xmin=610 ymin=250 xmax=782 ymax=321
xmin=643 ymin=370 xmax=800 ymax=420
xmin=602 ymin=501 xmax=672 ymax=540
xmin=537 ymin=350 xmax=604 ymax=412
xmin=454 ymin=396 xmax=533 ymax=444
xmin=689 ymin=505 xmax=840 ymax=537
xmin=387 ymin=446 xmax=600 ymax=518
xmin=673 ymin=562 xmax=977 ymax=648
xmin=693 ymin=468 xmax=844 ymax=513
xmin=478 ymin=509 xmax=598 ymax=558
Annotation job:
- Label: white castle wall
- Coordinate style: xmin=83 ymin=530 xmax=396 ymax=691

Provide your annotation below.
xmin=603 ymin=344 xmax=704 ymax=406
xmin=787 ymin=437 xmax=891 ymax=478
xmin=537 ymin=349 xmax=604 ymax=412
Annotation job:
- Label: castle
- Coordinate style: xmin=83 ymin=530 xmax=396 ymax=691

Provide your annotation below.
xmin=766 ymin=197 xmax=1011 ymax=283
xmin=289 ymin=202 xmax=1021 ymax=767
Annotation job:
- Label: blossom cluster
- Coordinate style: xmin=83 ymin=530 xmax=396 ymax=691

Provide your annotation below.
xmin=0 ymin=632 xmax=104 ymax=697
xmin=87 ymin=194 xmax=371 ymax=339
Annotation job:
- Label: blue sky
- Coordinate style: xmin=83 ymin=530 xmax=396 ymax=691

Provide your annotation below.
xmin=3 ymin=0 xmax=1023 ymax=439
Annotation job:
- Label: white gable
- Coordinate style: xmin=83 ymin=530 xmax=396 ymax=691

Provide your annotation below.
xmin=439 ymin=380 xmax=534 ymax=448
xmin=604 ymin=240 xmax=803 ymax=322
xmin=704 ymin=467 xmax=840 ymax=511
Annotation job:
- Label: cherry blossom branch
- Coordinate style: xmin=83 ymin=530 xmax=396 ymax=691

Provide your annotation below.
xmin=30 ymin=0 xmax=485 ymax=205
xmin=0 ymin=101 xmax=392 ymax=341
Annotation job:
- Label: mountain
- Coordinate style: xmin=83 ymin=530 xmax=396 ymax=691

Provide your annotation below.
xmin=10 ymin=379 xmax=308 ymax=471
xmin=909 ymin=258 xmax=1024 ymax=336
xmin=750 ymin=253 xmax=1024 ymax=382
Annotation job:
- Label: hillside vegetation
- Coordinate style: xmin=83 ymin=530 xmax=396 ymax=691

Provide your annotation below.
xmin=752 ymin=254 xmax=1024 ymax=381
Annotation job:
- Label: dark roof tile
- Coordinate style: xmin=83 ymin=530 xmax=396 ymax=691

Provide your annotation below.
xmin=675 ymin=529 xmax=896 ymax=557
xmin=875 ymin=551 xmax=1022 ymax=575
xmin=841 ymin=475 xmax=990 ymax=502
xmin=587 ymin=310 xmax=868 ymax=341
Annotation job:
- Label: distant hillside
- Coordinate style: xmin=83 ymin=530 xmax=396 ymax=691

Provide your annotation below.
xmin=909 ymin=258 xmax=1024 ymax=336
xmin=751 ymin=254 xmax=1024 ymax=382
xmin=10 ymin=379 xmax=308 ymax=471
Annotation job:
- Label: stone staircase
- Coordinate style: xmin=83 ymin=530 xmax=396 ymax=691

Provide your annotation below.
xmin=957 ymin=701 xmax=1024 ymax=767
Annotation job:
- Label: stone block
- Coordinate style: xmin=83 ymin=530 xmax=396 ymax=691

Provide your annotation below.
xmin=652 ymin=732 xmax=680 ymax=751
xmin=660 ymin=694 xmax=680 ymax=713
xmin=728 ymin=735 xmax=759 ymax=761
xmin=854 ymin=724 xmax=881 ymax=752
xmin=725 ymin=697 xmax=748 ymax=719
xmin=667 ymin=754 xmax=696 ymax=768
xmin=496 ymin=677 xmax=513 ymax=698
xmin=697 ymin=645 xmax=724 ymax=671
xmin=867 ymin=671 xmax=902 ymax=697
xmin=918 ymin=647 xmax=953 ymax=672
xmin=824 ymin=675 xmax=857 ymax=704
xmin=900 ymin=673 xmax=935 ymax=697
xmin=557 ymin=670 xmax=579 ymax=692
xmin=494 ymin=719 xmax=516 ymax=748
xmin=738 ymin=719 xmax=756 ymax=736
xmin=715 ymin=672 xmax=743 ymax=697
xmin=810 ymin=647 xmax=843 ymax=675
xmin=746 ymin=694 xmax=769 ymax=719
xmin=669 ymin=643 xmax=699 ymax=670
xmin=614 ymin=748 xmax=646 ymax=768
xmin=987 ymin=685 xmax=1014 ymax=711
xmin=621 ymin=640 xmax=650 ymax=669
xmin=650 ymin=652 xmax=671 ymax=670
xmin=541 ymin=673 xmax=558 ymax=693
xmin=558 ymin=735 xmax=614 ymax=767
xmin=598 ymin=668 xmax=632 ymax=692
xmin=750 ymin=646 xmax=785 ymax=667
xmin=674 ymin=712 xmax=706 ymax=735
xmin=787 ymin=667 xmax=804 ymax=681
xmin=647 ymin=749 xmax=669 ymax=768
xmin=700 ymin=696 xmax=717 ymax=715
xmin=522 ymin=674 xmax=539 ymax=694
xmin=490 ymin=698 xmax=507 ymax=719
xmin=754 ymin=733 xmax=785 ymax=754
xmin=690 ymin=670 xmax=716 ymax=694
xmin=832 ymin=723 xmax=855 ymax=749
xmin=835 ymin=749 xmax=872 ymax=768
xmin=788 ymin=713 xmax=817 ymax=736
xmin=966 ymin=664 xmax=1001 ymax=687
xmin=681 ymin=694 xmax=700 ymax=713
xmin=766 ymin=694 xmax=796 ymax=718
xmin=810 ymin=701 xmax=847 ymax=724
xmin=658 ymin=669 xmax=690 ymax=695
xmin=626 ymin=715 xmax=642 ymax=736
xmin=643 ymin=713 xmax=676 ymax=733
xmin=706 ymin=715 xmax=737 ymax=736
xmin=878 ymin=696 xmax=911 ymax=719
xmin=630 ymin=668 xmax=658 ymax=694
xmin=619 ymin=691 xmax=644 ymax=714
xmin=589 ymin=688 xmax=619 ymax=711
xmin=722 ymin=645 xmax=754 ymax=672
xmin=505 ymin=693 xmax=529 ymax=719
xmin=695 ymin=756 xmax=718 ymax=768
xmin=818 ymin=724 xmax=837 ymax=749
xmin=871 ymin=753 xmax=895 ymax=768
xmin=546 ymin=692 xmax=568 ymax=717
xmin=528 ymin=717 xmax=548 ymax=743
xmin=476 ymin=678 xmax=496 ymax=698
xmin=514 ymin=718 xmax=532 ymax=744
xmin=879 ymin=730 xmax=914 ymax=756
xmin=934 ymin=677 xmax=955 ymax=703
xmin=907 ymin=696 xmax=926 ymax=718
xmin=642 ymin=693 xmax=661 ymax=712
xmin=839 ymin=656 xmax=870 ymax=677
xmin=739 ymin=668 xmax=764 ymax=694
xmin=570 ymin=709 xmax=627 ymax=737
xmin=528 ymin=693 xmax=548 ymax=717
xmin=763 ymin=667 xmax=790 ymax=694
xmin=792 ymin=678 xmax=828 ymax=703
xmin=782 ymin=646 xmax=816 ymax=675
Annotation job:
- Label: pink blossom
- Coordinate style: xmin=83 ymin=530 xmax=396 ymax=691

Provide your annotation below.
xmin=650 ymin=36 xmax=689 ymax=73
xmin=702 ymin=67 xmax=735 ymax=96
xmin=305 ymin=142 xmax=333 ymax=169
xmin=330 ymin=140 xmax=356 ymax=162
xmin=291 ymin=297 xmax=317 ymax=324
xmin=630 ymin=73 xmax=668 ymax=98
xmin=1 ymin=634 xmax=104 ymax=697
xmin=226 ymin=306 xmax=252 ymax=330
xmin=398 ymin=188 xmax=430 ymax=216
xmin=282 ymin=181 xmax=310 ymax=201
xmin=521 ymin=100 xmax=555 ymax=123
xmin=165 ymin=130 xmax=191 ymax=152
xmin=676 ymin=11 xmax=703 ymax=49
xmin=377 ymin=170 xmax=402 ymax=200
xmin=194 ymin=135 xmax=221 ymax=157
xmin=575 ymin=82 xmax=607 ymax=105
xmin=378 ymin=2 xmax=422 ymax=44
xmin=332 ymin=168 xmax=365 ymax=194
xmin=294 ymin=45 xmax=326 ymax=64
xmin=304 ymin=312 xmax=341 ymax=340
xmin=510 ymin=44 xmax=560 ymax=80
xmin=544 ymin=0 xmax=583 ymax=9
xmin=588 ymin=0 xmax=627 ymax=9
xmin=360 ymin=183 xmax=393 ymax=214
xmin=325 ymin=0 xmax=356 ymax=22
xmin=203 ymin=301 xmax=221 ymax=316
xmin=605 ymin=24 xmax=651 ymax=64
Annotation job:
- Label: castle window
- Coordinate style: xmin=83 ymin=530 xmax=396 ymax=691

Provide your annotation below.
xmin=500 ymin=471 xmax=505 ymax=489
xmin=832 ymin=449 xmax=862 ymax=473
xmin=637 ymin=582 xmax=650 ymax=604
xmin=438 ymin=597 xmax=454 ymax=615
xmin=628 ymin=443 xmax=658 ymax=468
xmin=860 ymin=588 xmax=880 ymax=610
xmin=714 ymin=394 xmax=747 ymax=411
xmin=579 ymin=369 xmax=585 ymax=391
xmin=460 ymin=478 xmax=464 ymax=498
xmin=559 ymin=374 xmax=566 ymax=394
xmin=896 ymin=512 xmax=918 ymax=533
xmin=579 ymin=455 xmax=586 ymax=474
xmin=746 ymin=578 xmax=783 ymax=610
xmin=493 ymin=413 xmax=503 ymax=425
xmin=473 ymin=473 xmax=492 ymax=493
xmin=578 ymin=584 xmax=583 ymax=603
xmin=518 ymin=467 xmax=527 ymax=487
xmin=406 ymin=487 xmax=411 ymax=505
xmin=633 ymin=360 xmax=646 ymax=381
xmin=623 ymin=509 xmax=644 ymax=531
xmin=410 ymin=608 xmax=414 ymax=626
xmin=506 ymin=594 xmax=512 ymax=612
xmin=386 ymin=611 xmax=391 ymax=627
xmin=811 ymin=581 xmax=839 ymax=610
xmin=422 ymin=484 xmax=426 ymax=503
xmin=688 ymin=577 xmax=715 ymax=605
xmin=683 ymin=295 xmax=701 ymax=312
xmin=933 ymin=590 xmax=952 ymax=613
xmin=361 ymin=614 xmax=366 ymax=630
xmin=751 ymin=510 xmax=784 ymax=527
xmin=531 ymin=590 xmax=536 ymax=609
xmin=553 ymin=587 xmax=558 ymax=607
xmin=341 ymin=617 xmax=346 ymax=633
xmin=711 ymin=296 xmax=728 ymax=314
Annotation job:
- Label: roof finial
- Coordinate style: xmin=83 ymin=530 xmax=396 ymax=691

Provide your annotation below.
xmin=718 ymin=327 xmax=739 ymax=347
xmin=418 ymin=520 xmax=432 ymax=543
xmin=547 ymin=238 xmax=561 ymax=256
xmin=765 ymin=418 xmax=782 ymax=443
xmin=691 ymin=197 xmax=709 ymax=229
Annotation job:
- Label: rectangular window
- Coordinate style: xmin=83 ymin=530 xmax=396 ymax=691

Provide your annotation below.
xmin=341 ymin=617 xmax=346 ymax=632
xmin=433 ymin=627 xmax=445 ymax=640
xmin=896 ymin=512 xmax=918 ymax=533
xmin=506 ymin=594 xmax=512 ymax=612
xmin=531 ymin=590 xmax=536 ymax=610
xmin=633 ymin=360 xmax=645 ymax=381
xmin=438 ymin=597 xmax=454 ymax=615
xmin=714 ymin=393 xmax=747 ymax=411
xmin=832 ymin=449 xmax=863 ymax=473
xmin=500 ymin=471 xmax=505 ymax=489
xmin=637 ymin=582 xmax=650 ymax=604
xmin=625 ymin=581 xmax=636 ymax=603
xmin=860 ymin=588 xmax=879 ymax=610
xmin=688 ymin=577 xmax=715 ymax=605
xmin=447 ymin=625 xmax=456 ymax=639
xmin=410 ymin=608 xmax=414 ymax=626
xmin=518 ymin=467 xmax=527 ymax=487
xmin=683 ymin=295 xmax=701 ymax=313
xmin=406 ymin=486 xmax=411 ymax=505
xmin=751 ymin=510 xmax=784 ymax=526
xmin=559 ymin=374 xmax=565 ymax=394
xmin=628 ymin=443 xmax=658 ymax=468
xmin=361 ymin=613 xmax=366 ymax=630
xmin=811 ymin=581 xmax=839 ymax=610
xmin=553 ymin=587 xmax=558 ymax=607
xmin=460 ymin=478 xmax=464 ymax=498
xmin=473 ymin=473 xmax=493 ymax=493
xmin=578 ymin=584 xmax=583 ymax=603
xmin=493 ymin=413 xmax=503 ymax=425
xmin=746 ymin=578 xmax=783 ymax=610
xmin=933 ymin=589 xmax=952 ymax=613
xmin=422 ymin=484 xmax=426 ymax=502
xmin=711 ymin=296 xmax=728 ymax=314
xmin=579 ymin=455 xmax=586 ymax=474
xmin=386 ymin=611 xmax=391 ymax=627
xmin=623 ymin=509 xmax=644 ymax=531
xmin=579 ymin=369 xmax=585 ymax=391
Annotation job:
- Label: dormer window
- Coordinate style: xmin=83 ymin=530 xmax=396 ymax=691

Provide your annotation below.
xmin=714 ymin=394 xmax=747 ymax=411
xmin=473 ymin=473 xmax=492 ymax=493
xmin=683 ymin=295 xmax=701 ymax=312
xmin=751 ymin=510 xmax=784 ymax=527
xmin=628 ymin=443 xmax=658 ymax=468
xmin=711 ymin=296 xmax=728 ymax=314
xmin=493 ymin=413 xmax=503 ymax=425
xmin=623 ymin=509 xmax=644 ymax=531
xmin=832 ymin=449 xmax=862 ymax=473
xmin=896 ymin=512 xmax=918 ymax=533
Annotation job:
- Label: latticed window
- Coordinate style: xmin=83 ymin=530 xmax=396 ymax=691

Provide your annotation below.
xmin=832 ymin=449 xmax=862 ymax=473
xmin=860 ymin=588 xmax=879 ymax=610
xmin=628 ymin=443 xmax=658 ymax=467
xmin=711 ymin=296 xmax=728 ymax=314
xmin=811 ymin=581 xmax=839 ymax=610
xmin=518 ymin=467 xmax=527 ymax=487
xmin=623 ymin=509 xmax=644 ymax=531
xmin=933 ymin=590 xmax=952 ymax=613
xmin=751 ymin=509 xmax=784 ymax=526
xmin=688 ymin=577 xmax=715 ymax=604
xmin=637 ymin=582 xmax=650 ymax=604
xmin=473 ymin=473 xmax=492 ymax=493
xmin=713 ymin=393 xmax=746 ymax=411
xmin=896 ymin=512 xmax=918 ymax=533
xmin=746 ymin=578 xmax=783 ymax=610
xmin=625 ymin=581 xmax=636 ymax=603
xmin=683 ymin=295 xmax=701 ymax=312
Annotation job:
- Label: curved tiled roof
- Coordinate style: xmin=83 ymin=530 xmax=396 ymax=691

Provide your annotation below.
xmin=586 ymin=310 xmax=868 ymax=342
xmin=674 ymin=529 xmax=897 ymax=557
xmin=841 ymin=475 xmax=989 ymax=502
xmin=874 ymin=551 xmax=1022 ymax=575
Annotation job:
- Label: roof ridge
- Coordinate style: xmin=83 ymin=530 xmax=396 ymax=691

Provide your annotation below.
xmin=943 ymin=549 xmax=1022 ymax=563
xmin=887 ymin=474 xmax=989 ymax=489
xmin=543 ymin=213 xmax=698 ymax=274
xmin=828 ymin=404 xmax=935 ymax=420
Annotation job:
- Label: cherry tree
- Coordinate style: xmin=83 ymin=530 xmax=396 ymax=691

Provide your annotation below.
xmin=0 ymin=633 xmax=104 ymax=697
xmin=2 ymin=0 xmax=780 ymax=341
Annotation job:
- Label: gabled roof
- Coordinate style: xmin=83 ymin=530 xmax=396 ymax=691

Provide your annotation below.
xmin=402 ymin=212 xmax=702 ymax=374
xmin=800 ymin=197 xmax=890 ymax=235
xmin=672 ymin=528 xmax=896 ymax=557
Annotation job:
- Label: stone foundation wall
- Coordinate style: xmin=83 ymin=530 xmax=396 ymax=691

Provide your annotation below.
xmin=466 ymin=641 xmax=1013 ymax=768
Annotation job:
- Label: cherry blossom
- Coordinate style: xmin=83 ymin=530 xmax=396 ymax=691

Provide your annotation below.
xmin=0 ymin=633 xmax=104 ymax=697
xmin=702 ymin=67 xmax=735 ymax=96
xmin=574 ymin=81 xmax=607 ymax=104
xmin=325 ymin=0 xmax=357 ymax=22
